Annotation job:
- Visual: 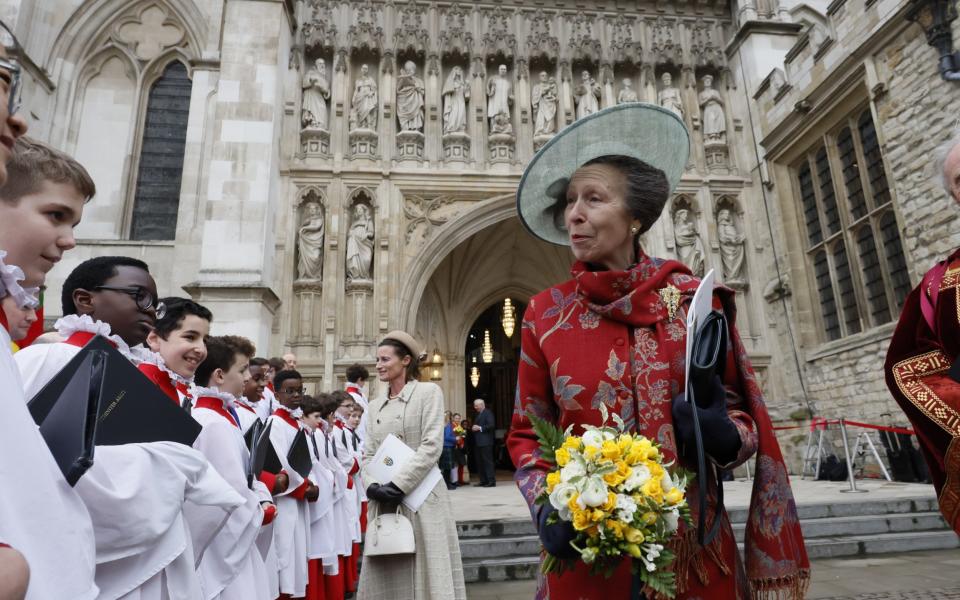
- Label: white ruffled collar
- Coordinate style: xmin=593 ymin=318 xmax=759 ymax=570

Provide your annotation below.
xmin=277 ymin=403 xmax=304 ymax=419
xmin=235 ymin=396 xmax=259 ymax=411
xmin=0 ymin=251 xmax=40 ymax=309
xmin=138 ymin=351 xmax=193 ymax=388
xmin=55 ymin=314 xmax=138 ymax=360
xmin=192 ymin=386 xmax=237 ymax=408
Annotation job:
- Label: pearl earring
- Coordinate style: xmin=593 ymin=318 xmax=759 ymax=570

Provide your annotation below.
xmin=630 ymin=225 xmax=639 ymax=235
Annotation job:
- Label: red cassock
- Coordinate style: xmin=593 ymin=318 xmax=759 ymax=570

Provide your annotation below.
xmin=506 ymin=253 xmax=809 ymax=600
xmin=885 ymin=248 xmax=960 ymax=534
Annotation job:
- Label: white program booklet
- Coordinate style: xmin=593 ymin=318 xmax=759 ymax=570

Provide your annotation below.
xmin=685 ymin=269 xmax=716 ymax=398
xmin=367 ymin=433 xmax=443 ymax=512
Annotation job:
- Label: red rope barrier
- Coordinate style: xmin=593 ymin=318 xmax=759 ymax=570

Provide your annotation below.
xmin=842 ymin=419 xmax=915 ymax=436
xmin=769 ymin=418 xmax=911 ymax=435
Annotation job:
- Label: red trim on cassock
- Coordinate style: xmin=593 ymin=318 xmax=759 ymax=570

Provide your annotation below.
xmin=137 ymin=362 xmax=180 ymax=404
xmin=306 ymin=559 xmax=327 ymax=600
xmin=195 ymin=397 xmax=240 ymax=428
xmin=273 ymin=408 xmax=300 ymax=429
xmin=261 ymin=503 xmax=277 ymax=526
xmin=64 ymin=331 xmax=117 ymax=349
xmin=258 ymin=470 xmax=277 ymax=492
xmin=348 ymin=458 xmax=359 ymax=476
xmin=236 ymin=402 xmax=257 ymax=414
xmin=289 ymin=479 xmax=312 ymax=501
xmin=0 ymin=309 xmax=9 ymax=333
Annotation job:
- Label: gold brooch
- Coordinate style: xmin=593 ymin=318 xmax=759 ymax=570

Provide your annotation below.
xmin=659 ymin=284 xmax=681 ymax=320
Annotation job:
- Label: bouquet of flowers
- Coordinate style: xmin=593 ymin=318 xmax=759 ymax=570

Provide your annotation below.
xmin=531 ymin=405 xmax=692 ymax=598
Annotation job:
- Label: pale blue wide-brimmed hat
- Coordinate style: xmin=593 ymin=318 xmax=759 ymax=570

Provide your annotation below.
xmin=517 ymin=102 xmax=690 ymax=246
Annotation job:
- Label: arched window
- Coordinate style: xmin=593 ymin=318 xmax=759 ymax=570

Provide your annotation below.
xmin=798 ymin=162 xmax=822 ymax=247
xmin=813 ymin=250 xmax=840 ymax=341
xmin=130 ymin=61 xmax=192 ymax=240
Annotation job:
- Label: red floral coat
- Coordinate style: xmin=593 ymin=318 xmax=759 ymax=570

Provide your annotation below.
xmin=507 ymin=254 xmax=809 ymax=600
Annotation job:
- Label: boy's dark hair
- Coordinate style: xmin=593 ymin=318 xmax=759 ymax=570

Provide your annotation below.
xmin=274 ymin=369 xmax=303 ymax=390
xmin=351 ymin=403 xmax=365 ymax=414
xmin=330 ymin=390 xmax=353 ymax=408
xmin=314 ymin=392 xmax=339 ymax=418
xmin=194 ymin=335 xmax=256 ymax=387
xmin=250 ymin=357 xmax=269 ymax=368
xmin=346 ymin=363 xmax=369 ymax=383
xmin=0 ymin=137 xmax=97 ymax=205
xmin=268 ymin=357 xmax=285 ymax=371
xmin=153 ymin=297 xmax=212 ymax=340
xmin=61 ymin=256 xmax=150 ymax=315
xmin=300 ymin=394 xmax=324 ymax=416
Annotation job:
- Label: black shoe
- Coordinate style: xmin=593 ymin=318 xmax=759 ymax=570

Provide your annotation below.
xmin=446 ymin=483 xmax=457 ymax=490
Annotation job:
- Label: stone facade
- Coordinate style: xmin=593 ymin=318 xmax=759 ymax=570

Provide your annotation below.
xmin=6 ymin=0 xmax=958 ymax=468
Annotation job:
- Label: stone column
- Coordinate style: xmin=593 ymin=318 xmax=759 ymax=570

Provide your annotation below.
xmin=183 ymin=0 xmax=289 ymax=352
xmin=343 ymin=279 xmax=375 ymax=359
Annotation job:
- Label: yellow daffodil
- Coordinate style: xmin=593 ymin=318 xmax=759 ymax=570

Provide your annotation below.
xmin=601 ymin=492 xmax=617 ymax=512
xmin=546 ymin=471 xmax=561 ymax=491
xmin=617 ymin=434 xmax=634 ymax=454
xmin=555 ymin=447 xmax=571 ymax=467
xmin=665 ymin=487 xmax=684 ymax=505
xmin=572 ymin=509 xmax=592 ymax=531
xmin=583 ymin=445 xmax=599 ymax=460
xmin=591 ymin=508 xmax=606 ymax=523
xmin=605 ymin=519 xmax=626 ymax=539
xmin=567 ymin=492 xmax=580 ymax=512
xmin=601 ymin=440 xmax=621 ymax=461
xmin=563 ymin=436 xmax=582 ymax=450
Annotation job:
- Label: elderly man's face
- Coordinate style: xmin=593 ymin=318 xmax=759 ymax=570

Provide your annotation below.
xmin=945 ymin=142 xmax=960 ymax=205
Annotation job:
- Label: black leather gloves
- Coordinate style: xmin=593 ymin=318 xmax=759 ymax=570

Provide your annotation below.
xmin=366 ymin=482 xmax=406 ymax=503
xmin=537 ymin=507 xmax=579 ymax=559
xmin=672 ymin=375 xmax=742 ymax=466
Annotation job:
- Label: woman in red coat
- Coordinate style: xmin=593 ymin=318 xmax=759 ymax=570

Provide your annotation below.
xmin=507 ymin=104 xmax=808 ymax=600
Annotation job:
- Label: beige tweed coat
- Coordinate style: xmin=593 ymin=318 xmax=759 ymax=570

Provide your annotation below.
xmin=358 ymin=380 xmax=467 ymax=600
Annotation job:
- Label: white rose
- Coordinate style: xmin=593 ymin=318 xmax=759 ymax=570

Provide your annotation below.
xmin=664 ymin=509 xmax=680 ymax=533
xmin=560 ymin=459 xmax=586 ymax=482
xmin=582 ymin=429 xmax=604 ymax=449
xmin=661 ymin=470 xmax=674 ymax=492
xmin=623 ymin=464 xmax=651 ymax=492
xmin=579 ymin=475 xmax=609 ymax=508
xmin=602 ymin=429 xmax=617 ymax=442
xmin=549 ymin=483 xmax=578 ymax=512
xmin=558 ymin=505 xmax=573 ymax=522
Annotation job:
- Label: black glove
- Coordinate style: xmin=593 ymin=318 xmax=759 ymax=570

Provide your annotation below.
xmin=537 ymin=507 xmax=579 ymax=559
xmin=366 ymin=482 xmax=406 ymax=503
xmin=672 ymin=375 xmax=741 ymax=466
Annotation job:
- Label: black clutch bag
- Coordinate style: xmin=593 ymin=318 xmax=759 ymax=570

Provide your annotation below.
xmin=686 ymin=309 xmax=728 ymax=547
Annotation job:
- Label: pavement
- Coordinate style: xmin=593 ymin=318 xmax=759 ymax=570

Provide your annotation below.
xmin=453 ymin=472 xmax=957 ymax=599
xmin=464 ymin=549 xmax=960 ymax=599
xmin=450 ymin=472 xmax=938 ymax=524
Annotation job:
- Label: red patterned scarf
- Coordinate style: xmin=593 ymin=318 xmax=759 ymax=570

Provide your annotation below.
xmin=572 ymin=253 xmax=810 ymax=599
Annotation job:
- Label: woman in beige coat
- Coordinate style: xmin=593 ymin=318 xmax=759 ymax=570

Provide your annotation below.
xmin=358 ymin=330 xmax=467 ymax=600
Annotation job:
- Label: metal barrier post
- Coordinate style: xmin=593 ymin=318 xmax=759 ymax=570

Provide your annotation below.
xmin=839 ymin=419 xmax=867 ymax=493
xmin=801 ymin=427 xmax=815 ymax=479
xmin=863 ymin=430 xmax=893 ymax=482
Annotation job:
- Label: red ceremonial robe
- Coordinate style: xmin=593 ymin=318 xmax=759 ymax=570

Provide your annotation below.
xmin=885 ymin=248 xmax=960 ymax=533
xmin=507 ymin=252 xmax=809 ymax=600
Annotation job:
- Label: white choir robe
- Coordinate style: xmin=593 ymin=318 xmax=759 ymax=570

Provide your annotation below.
xmin=0 ymin=326 xmax=99 ymax=600
xmin=256 ymin=387 xmax=277 ymax=422
xmin=345 ymin=384 xmax=369 ymax=447
xmin=307 ymin=431 xmax=338 ymax=570
xmin=332 ymin=424 xmax=363 ymax=544
xmin=266 ymin=411 xmax=312 ymax=596
xmin=323 ymin=430 xmax=356 ymax=560
xmin=234 ymin=399 xmax=262 ymax=434
xmin=191 ymin=399 xmax=272 ymax=600
xmin=14 ymin=339 xmax=245 ymax=600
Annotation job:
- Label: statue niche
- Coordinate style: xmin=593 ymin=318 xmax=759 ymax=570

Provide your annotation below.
xmin=296 ymin=199 xmax=325 ymax=281
xmin=300 ymin=57 xmax=331 ymax=155
xmin=486 ymin=63 xmax=515 ymax=163
xmin=716 ymin=202 xmax=747 ymax=288
xmin=396 ymin=60 xmax=426 ymax=159
xmin=441 ymin=65 xmax=471 ymax=160
xmin=672 ymin=204 xmax=705 ymax=277
xmin=346 ymin=203 xmax=375 ymax=283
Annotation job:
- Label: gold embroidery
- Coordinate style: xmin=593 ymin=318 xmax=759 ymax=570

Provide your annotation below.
xmin=659 ymin=284 xmax=681 ymax=321
xmin=892 ymin=350 xmax=960 ymax=436
xmin=940 ymin=437 xmax=960 ymax=533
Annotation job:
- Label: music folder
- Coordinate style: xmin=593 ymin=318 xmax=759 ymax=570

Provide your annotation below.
xmin=245 ymin=420 xmax=273 ymax=489
xmin=28 ymin=335 xmax=203 ymax=484
xmin=287 ymin=428 xmax=313 ymax=479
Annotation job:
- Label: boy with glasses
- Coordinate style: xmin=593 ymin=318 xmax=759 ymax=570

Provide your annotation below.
xmin=15 ymin=255 xmax=244 ymax=600
xmin=267 ymin=369 xmax=320 ymax=599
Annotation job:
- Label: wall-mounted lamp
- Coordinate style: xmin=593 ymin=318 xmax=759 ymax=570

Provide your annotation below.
xmin=907 ymin=0 xmax=960 ymax=81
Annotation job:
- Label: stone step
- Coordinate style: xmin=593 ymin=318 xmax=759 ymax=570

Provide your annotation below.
xmin=462 ymin=530 xmax=960 ymax=583
xmin=458 ymin=511 xmax=950 ymax=560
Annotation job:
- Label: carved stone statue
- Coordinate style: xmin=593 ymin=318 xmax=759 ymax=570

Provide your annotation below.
xmin=346 ymin=204 xmax=375 ymax=282
xmin=441 ymin=66 xmax=470 ymax=135
xmin=350 ymin=63 xmax=378 ymax=131
xmin=532 ymin=71 xmax=558 ymax=136
xmin=673 ymin=208 xmax=705 ymax=277
xmin=297 ymin=202 xmax=325 ymax=280
xmin=301 ymin=58 xmax=330 ymax=130
xmin=717 ymin=208 xmax=746 ymax=283
xmin=617 ymin=78 xmax=639 ymax=104
xmin=574 ymin=70 xmax=601 ymax=120
xmin=486 ymin=64 xmax=513 ymax=135
xmin=699 ymin=75 xmax=726 ymax=143
xmin=658 ymin=72 xmax=684 ymax=119
xmin=396 ymin=61 xmax=425 ymax=132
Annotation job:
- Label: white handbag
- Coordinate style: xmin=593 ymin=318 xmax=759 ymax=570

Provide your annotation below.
xmin=364 ymin=505 xmax=416 ymax=556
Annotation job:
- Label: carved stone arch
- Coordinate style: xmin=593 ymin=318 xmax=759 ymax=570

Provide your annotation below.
xmin=296 ymin=185 xmax=327 ymax=208
xmin=65 ymin=45 xmax=140 ymax=158
xmin=714 ymin=194 xmax=743 ymax=218
xmin=610 ymin=13 xmax=641 ymax=67
xmin=525 ymin=8 xmax=559 ymax=62
xmin=347 ymin=186 xmax=378 ymax=210
xmin=453 ymin=284 xmax=541 ymax=353
xmin=141 ymin=48 xmax=194 ymax=87
xmin=439 ymin=3 xmax=475 ymax=60
xmin=671 ymin=193 xmax=699 ymax=217
xmin=393 ymin=0 xmax=429 ymax=58
xmin=347 ymin=0 xmax=385 ymax=55
xmin=399 ymin=193 xmax=516 ymax=331
xmin=49 ymin=0 xmax=204 ymax=74
xmin=482 ymin=5 xmax=517 ymax=63
xmin=567 ymin=11 xmax=602 ymax=65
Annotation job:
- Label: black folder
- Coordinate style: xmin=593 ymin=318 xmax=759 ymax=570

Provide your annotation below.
xmin=245 ymin=419 xmax=273 ymax=489
xmin=247 ymin=419 xmax=283 ymax=476
xmin=28 ymin=335 xmax=202 ymax=485
xmin=287 ymin=428 xmax=313 ymax=479
xmin=35 ymin=349 xmax=107 ymax=485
